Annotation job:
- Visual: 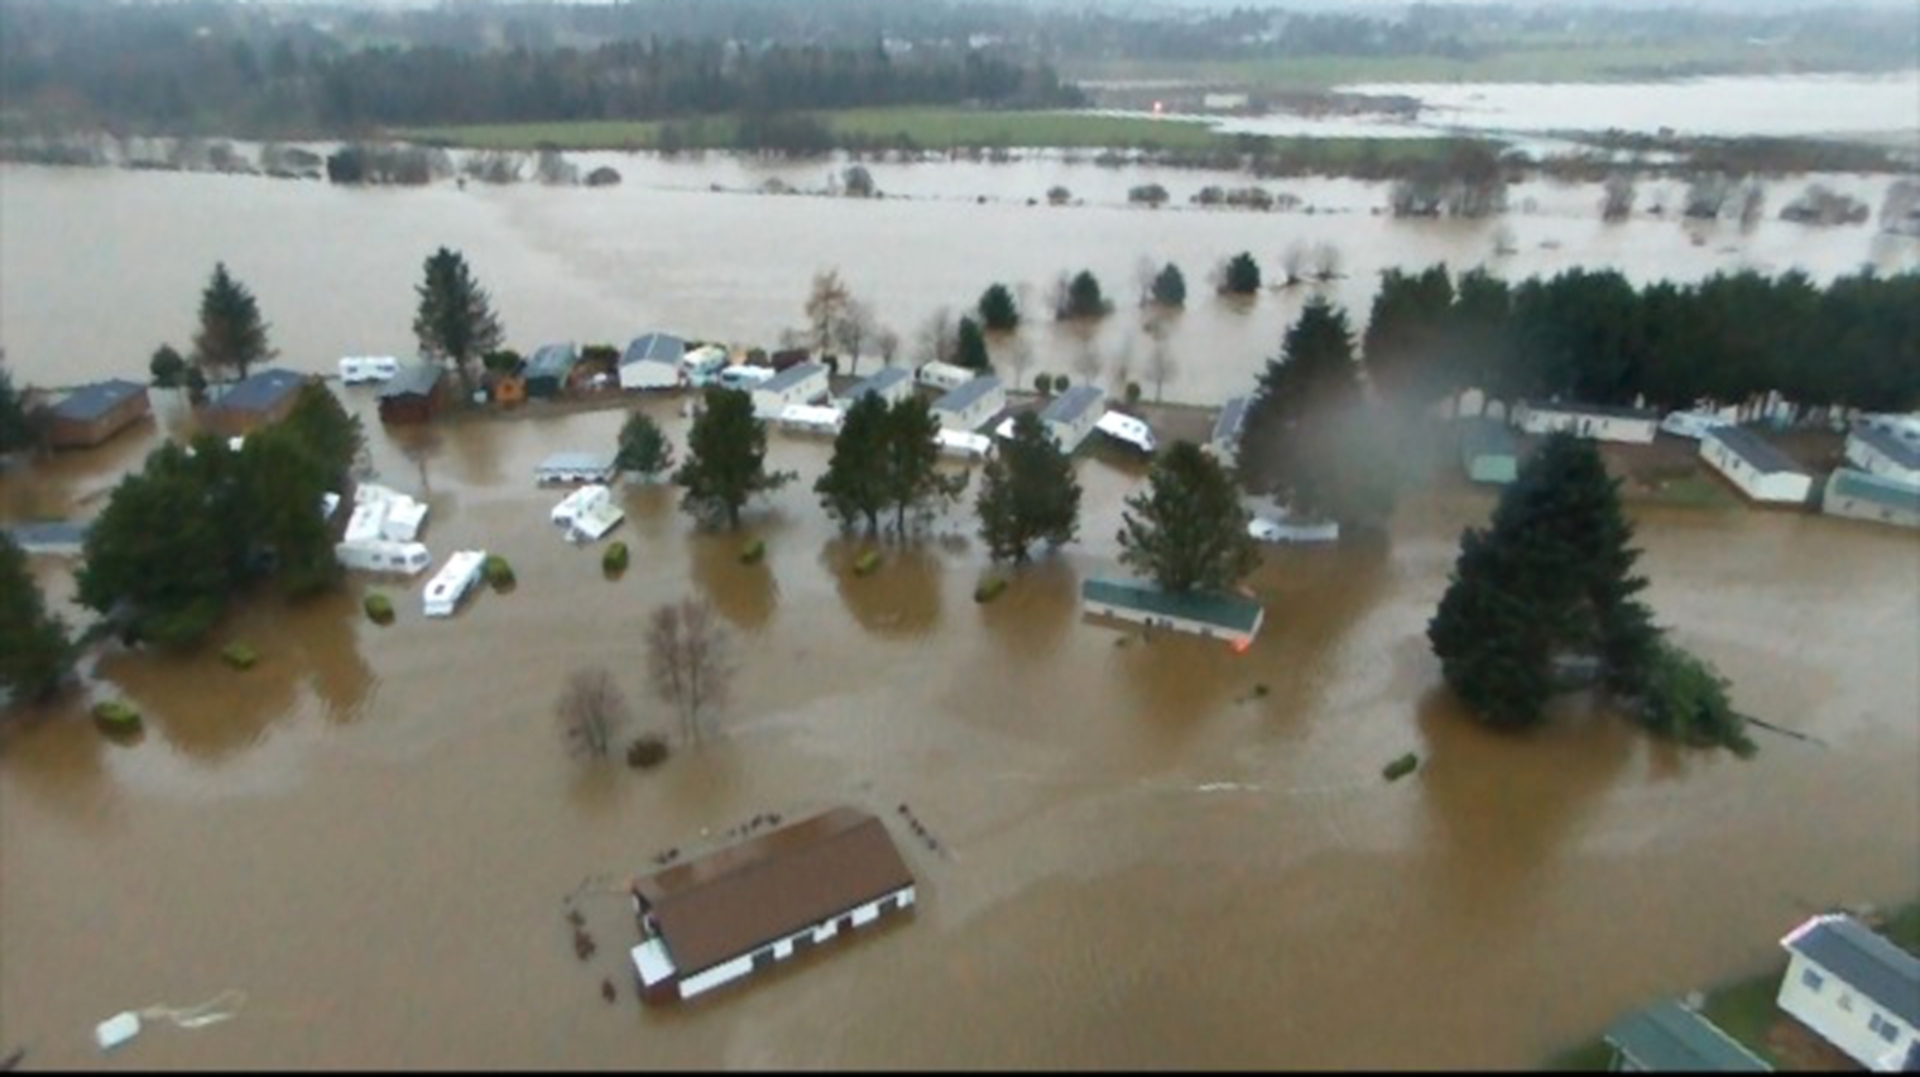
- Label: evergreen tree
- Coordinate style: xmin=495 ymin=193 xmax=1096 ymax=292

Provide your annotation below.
xmin=977 ymin=411 xmax=1082 ymax=562
xmin=1151 ymin=262 xmax=1187 ymax=308
xmin=0 ymin=531 xmax=74 ymax=704
xmin=0 ymin=359 xmax=32 ymax=456
xmin=671 ymin=386 xmax=794 ymax=530
xmin=280 ymin=379 xmax=364 ymax=489
xmin=1220 ymin=252 xmax=1261 ymax=296
xmin=192 ymin=262 xmax=276 ymax=382
xmin=237 ymin=425 xmax=339 ymax=596
xmin=149 ymin=344 xmax=188 ymax=389
xmin=1361 ymin=264 xmax=1456 ymax=401
xmin=1117 ymin=440 xmax=1258 ymax=593
xmin=814 ymin=392 xmax=890 ymax=534
xmin=879 ymin=395 xmax=965 ymax=536
xmin=954 ymin=316 xmax=992 ymax=372
xmin=615 ymin=411 xmax=675 ymax=478
xmin=978 ymin=283 xmax=1020 ymax=333
xmin=413 ymin=247 xmax=504 ymax=397
xmin=1057 ymin=270 xmax=1112 ymax=320
xmin=1236 ymin=298 xmax=1385 ymax=526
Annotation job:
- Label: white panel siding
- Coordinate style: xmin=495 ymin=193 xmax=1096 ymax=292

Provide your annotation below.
xmin=1699 ymin=437 xmax=1813 ymax=503
xmin=1777 ymin=953 xmax=1918 ymax=1070
xmin=674 ymin=884 xmax=917 ymax=1000
xmin=680 ymin=952 xmax=756 ymax=999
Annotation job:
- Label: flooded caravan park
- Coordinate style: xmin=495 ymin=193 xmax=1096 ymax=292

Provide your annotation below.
xmin=2 ymin=151 xmax=1919 ymax=1068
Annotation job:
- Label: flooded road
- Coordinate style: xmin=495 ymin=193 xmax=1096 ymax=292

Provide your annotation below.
xmin=4 ymin=162 xmax=1916 ymax=411
xmin=2 ymin=385 xmax=1917 ymax=1068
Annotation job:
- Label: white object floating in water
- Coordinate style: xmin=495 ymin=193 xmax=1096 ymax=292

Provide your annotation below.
xmin=95 ymin=1011 xmax=141 ymax=1052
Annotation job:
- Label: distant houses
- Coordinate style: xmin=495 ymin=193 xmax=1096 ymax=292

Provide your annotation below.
xmin=1039 ymin=384 xmax=1106 ymax=453
xmin=627 ymin=807 xmax=916 ymax=1005
xmin=1512 ymin=400 xmax=1660 ymax=444
xmin=1845 ymin=423 xmax=1920 ymax=486
xmin=1776 ymin=913 xmax=1919 ymax=1071
xmin=931 ymin=375 xmax=1005 ymax=434
xmin=524 ymin=342 xmax=580 ymax=399
xmin=620 ymin=333 xmax=685 ymax=391
xmin=377 ymin=363 xmax=448 ymax=425
xmin=1699 ymin=426 xmax=1814 ymax=504
xmin=45 ymin=378 xmax=150 ymax=449
xmin=1823 ymin=468 xmax=1920 ymax=531
xmin=1603 ymin=999 xmax=1771 ymax=1073
xmin=200 ymin=368 xmax=310 ymax=438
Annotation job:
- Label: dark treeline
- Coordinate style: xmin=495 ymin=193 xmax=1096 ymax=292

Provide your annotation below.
xmin=1362 ymin=265 xmax=1920 ymax=415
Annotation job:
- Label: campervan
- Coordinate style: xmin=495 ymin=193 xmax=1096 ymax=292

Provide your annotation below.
xmin=551 ymin=484 xmax=613 ymax=529
xmin=335 ymin=539 xmax=433 ymax=576
xmin=718 ymin=365 xmax=776 ymax=391
xmin=681 ymin=345 xmax=731 ymax=388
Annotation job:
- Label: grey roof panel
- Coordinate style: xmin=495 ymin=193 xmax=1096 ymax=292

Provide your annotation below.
xmin=379 ymin=363 xmax=444 ymax=399
xmin=760 ymin=362 xmax=826 ymax=393
xmin=1784 ymin=915 xmax=1920 ymax=1027
xmin=622 ymin=333 xmax=685 ymax=367
xmin=932 ymin=375 xmax=1003 ymax=413
xmin=1603 ymin=1000 xmax=1772 ymax=1072
xmin=210 ymin=368 xmax=308 ymax=413
xmin=1041 ymin=385 xmax=1104 ymax=424
xmin=1853 ymin=424 xmax=1920 ymax=470
xmin=525 ymin=343 xmax=580 ymax=378
xmin=1213 ymin=396 xmax=1250 ymax=444
xmin=1709 ymin=426 xmax=1808 ymax=475
xmin=848 ymin=367 xmax=911 ymax=399
xmin=50 ymin=379 xmax=145 ymax=423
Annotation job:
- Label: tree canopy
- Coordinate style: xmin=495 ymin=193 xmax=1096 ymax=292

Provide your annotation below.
xmin=148 ymin=344 xmax=188 ymax=389
xmin=1151 ymin=263 xmax=1187 ymax=308
xmin=192 ymin=262 xmax=276 ymax=382
xmin=0 ymin=359 xmax=33 ymax=456
xmin=1220 ymin=252 xmax=1261 ymax=296
xmin=0 ymin=531 xmax=74 ymax=705
xmin=1057 ymin=270 xmax=1112 ymax=321
xmin=978 ymin=283 xmax=1020 ymax=333
xmin=672 ymin=386 xmax=794 ymax=530
xmin=815 ymin=392 xmax=891 ymax=535
xmin=413 ymin=247 xmax=504 ymax=392
xmin=977 ymin=411 xmax=1081 ymax=563
xmin=878 ymin=395 xmax=966 ymax=536
xmin=1117 ymin=440 xmax=1258 ymax=593
xmin=615 ymin=411 xmax=675 ymax=478
xmin=954 ymin=316 xmax=991 ymax=372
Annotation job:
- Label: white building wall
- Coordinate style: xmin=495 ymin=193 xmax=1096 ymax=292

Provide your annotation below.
xmin=937 ymin=386 xmax=1005 ymax=433
xmin=1699 ymin=438 xmax=1812 ymax=503
xmin=1848 ymin=435 xmax=1920 ymax=485
xmin=1777 ymin=952 xmax=1919 ymax=1070
xmin=1824 ymin=490 xmax=1920 ymax=530
xmin=621 ymin=361 xmax=680 ymax=391
xmin=754 ymin=370 xmax=830 ymax=418
xmin=1516 ymin=406 xmax=1658 ymax=444
xmin=675 ymin=885 xmax=917 ymax=1001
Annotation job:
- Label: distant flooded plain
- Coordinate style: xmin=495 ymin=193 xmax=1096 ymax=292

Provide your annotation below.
xmin=2 ymin=155 xmax=1918 ymax=1069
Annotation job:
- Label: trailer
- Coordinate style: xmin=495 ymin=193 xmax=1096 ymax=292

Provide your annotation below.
xmin=423 ymin=550 xmax=487 ymax=618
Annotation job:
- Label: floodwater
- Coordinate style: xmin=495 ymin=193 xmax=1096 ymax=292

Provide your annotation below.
xmin=2 ymin=160 xmax=1919 ymax=1070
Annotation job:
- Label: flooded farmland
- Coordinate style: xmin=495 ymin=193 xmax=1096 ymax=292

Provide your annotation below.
xmin=2 ymin=158 xmax=1918 ymax=1069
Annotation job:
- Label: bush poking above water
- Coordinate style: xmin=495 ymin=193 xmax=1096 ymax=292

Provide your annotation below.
xmin=603 ymin=541 xmax=629 ymax=576
xmin=626 ymin=733 xmax=670 ymax=769
xmin=974 ymin=577 xmax=1008 ymax=603
xmin=483 ymin=554 xmax=516 ymax=589
xmin=364 ymin=592 xmax=395 ymax=625
xmin=220 ymin=642 xmax=259 ymax=670
xmin=739 ymin=538 xmax=766 ymax=565
xmin=92 ymin=700 xmax=142 ymax=732
xmin=1382 ymin=752 xmax=1419 ymax=782
xmin=853 ymin=549 xmax=882 ymax=576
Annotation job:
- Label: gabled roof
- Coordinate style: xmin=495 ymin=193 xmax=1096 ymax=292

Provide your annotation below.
xmin=50 ymin=379 xmax=146 ymax=423
xmin=1212 ymin=395 xmax=1250 ymax=445
xmin=1828 ymin=467 xmax=1920 ymax=515
xmin=1603 ymin=1000 xmax=1771 ymax=1073
xmin=1851 ymin=424 xmax=1920 ymax=470
xmin=379 ymin=363 xmax=444 ymax=399
xmin=932 ymin=375 xmax=1002 ymax=413
xmin=209 ymin=368 xmax=308 ymax=413
xmin=525 ymin=343 xmax=579 ymax=379
xmin=634 ymin=807 xmax=913 ymax=976
xmin=847 ymin=366 xmax=910 ymax=399
xmin=1524 ymin=400 xmax=1660 ymax=421
xmin=759 ymin=361 xmax=826 ymax=393
xmin=1708 ymin=426 xmax=1807 ymax=475
xmin=1781 ymin=914 xmax=1920 ymax=1027
xmin=1081 ymin=578 xmax=1263 ymax=633
xmin=622 ymin=333 xmax=685 ymax=368
xmin=1041 ymin=384 xmax=1105 ymax=424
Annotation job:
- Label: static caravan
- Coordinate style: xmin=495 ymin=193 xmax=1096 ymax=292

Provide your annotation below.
xmin=349 ymin=483 xmax=430 ymax=542
xmin=1039 ymin=385 xmax=1106 ymax=452
xmin=551 ymin=484 xmax=624 ymax=543
xmin=551 ymin=484 xmax=613 ymax=529
xmin=334 ymin=539 xmax=432 ymax=576
xmin=1079 ymin=578 xmax=1265 ymax=649
xmin=1660 ymin=408 xmax=1736 ymax=441
xmin=916 ymin=360 xmax=978 ymax=393
xmin=1096 ymin=411 xmax=1157 ymax=455
xmin=1459 ymin=418 xmax=1519 ymax=485
xmin=930 ymin=376 xmax=1005 ymax=434
xmin=751 ymin=362 xmax=830 ymax=419
xmin=1822 ymin=467 xmax=1920 ymax=531
xmin=843 ymin=367 xmax=913 ymax=409
xmin=936 ymin=429 xmax=993 ymax=460
xmin=340 ymin=356 xmax=401 ymax=385
xmin=620 ymin=333 xmax=685 ymax=391
xmin=778 ymin=404 xmax=844 ymax=435
xmin=1511 ymin=401 xmax=1659 ymax=444
xmin=423 ymin=549 xmax=488 ymax=618
xmin=1776 ymin=913 xmax=1920 ymax=1072
xmin=1208 ymin=396 xmax=1251 ymax=461
xmin=535 ymin=452 xmax=618 ymax=486
xmin=1845 ymin=423 xmax=1920 ymax=485
xmin=681 ymin=345 xmax=731 ymax=388
xmin=1699 ymin=426 xmax=1813 ymax=504
xmin=718 ymin=366 xmax=776 ymax=391
xmin=1602 ymin=1000 xmax=1769 ymax=1073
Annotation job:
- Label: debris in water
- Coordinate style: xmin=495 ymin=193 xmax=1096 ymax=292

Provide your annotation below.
xmin=573 ymin=927 xmax=597 ymax=961
xmin=601 ymin=979 xmax=617 ymax=1003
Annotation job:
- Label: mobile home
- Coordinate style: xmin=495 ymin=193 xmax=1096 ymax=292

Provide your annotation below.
xmin=339 ymin=356 xmax=401 ymax=385
xmin=842 ymin=367 xmax=913 ymax=409
xmin=916 ymin=360 xmax=978 ymax=393
xmin=1039 ymin=385 xmax=1106 ymax=453
xmin=1822 ymin=468 xmax=1920 ymax=531
xmin=1776 ymin=913 xmax=1918 ymax=1071
xmin=45 ymin=379 xmax=150 ymax=450
xmin=1079 ymin=577 xmax=1265 ymax=649
xmin=1699 ymin=427 xmax=1813 ymax=504
xmin=1845 ymin=423 xmax=1920 ymax=485
xmin=535 ymin=452 xmax=617 ymax=486
xmin=751 ymin=362 xmax=830 ymax=419
xmin=930 ymin=375 xmax=1005 ymax=434
xmin=1511 ymin=400 xmax=1659 ymax=444
xmin=620 ymin=333 xmax=685 ymax=391
xmin=334 ymin=539 xmax=432 ymax=576
xmin=423 ymin=549 xmax=488 ymax=618
xmin=681 ymin=345 xmax=731 ymax=388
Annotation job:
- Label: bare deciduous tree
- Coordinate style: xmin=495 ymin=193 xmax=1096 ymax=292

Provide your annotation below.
xmin=1145 ymin=322 xmax=1177 ymax=403
xmin=1282 ymin=243 xmax=1309 ymax=286
xmin=557 ymin=666 xmax=631 ymax=761
xmin=645 ymin=597 xmax=733 ymax=747
xmin=804 ymin=269 xmax=851 ymax=356
xmin=1004 ymin=335 xmax=1034 ymax=390
xmin=1134 ymin=255 xmax=1161 ymax=307
xmin=831 ymin=298 xmax=875 ymax=376
xmin=916 ymin=307 xmax=957 ymax=366
xmin=1310 ymin=243 xmax=1343 ymax=282
xmin=1601 ymin=172 xmax=1636 ymax=222
xmin=876 ymin=325 xmax=901 ymax=367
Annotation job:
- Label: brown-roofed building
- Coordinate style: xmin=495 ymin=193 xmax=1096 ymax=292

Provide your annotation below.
xmin=199 ymin=368 xmax=311 ymax=439
xmin=377 ymin=363 xmax=448 ymax=425
xmin=46 ymin=378 xmax=151 ymax=449
xmin=627 ymin=807 xmax=916 ymax=1004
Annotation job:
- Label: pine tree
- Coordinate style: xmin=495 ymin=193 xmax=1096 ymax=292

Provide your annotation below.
xmin=615 ymin=411 xmax=675 ymax=478
xmin=977 ymin=412 xmax=1082 ymax=562
xmin=192 ymin=262 xmax=276 ymax=382
xmin=954 ymin=316 xmax=991 ymax=372
xmin=0 ymin=532 xmax=74 ymax=704
xmin=1117 ymin=440 xmax=1257 ymax=593
xmin=815 ymin=392 xmax=890 ymax=534
xmin=671 ymin=387 xmax=794 ymax=530
xmin=1236 ymin=298 xmax=1378 ymax=525
xmin=879 ymin=395 xmax=965 ymax=536
xmin=280 ymin=379 xmax=364 ymax=489
xmin=1220 ymin=252 xmax=1261 ymax=296
xmin=413 ymin=247 xmax=504 ymax=397
xmin=978 ymin=283 xmax=1020 ymax=333
xmin=1151 ymin=262 xmax=1187 ymax=308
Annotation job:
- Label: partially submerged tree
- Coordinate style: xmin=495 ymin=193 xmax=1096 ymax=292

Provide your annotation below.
xmin=803 ymin=268 xmax=852 ymax=358
xmin=815 ymin=391 xmax=891 ymax=534
xmin=672 ymin=386 xmax=795 ymax=529
xmin=1117 ymin=440 xmax=1258 ymax=593
xmin=615 ymin=411 xmax=675 ymax=479
xmin=414 ymin=247 xmax=504 ymax=398
xmin=1055 ymin=270 xmax=1112 ymax=321
xmin=977 ymin=412 xmax=1081 ymax=563
xmin=557 ymin=665 xmax=631 ymax=760
xmin=879 ymin=395 xmax=966 ymax=536
xmin=1219 ymin=251 xmax=1261 ymax=297
xmin=192 ymin=262 xmax=277 ymax=382
xmin=831 ymin=298 xmax=875 ymax=376
xmin=954 ymin=316 xmax=991 ymax=372
xmin=978 ymin=283 xmax=1020 ymax=333
xmin=149 ymin=344 xmax=188 ymax=389
xmin=1150 ymin=262 xmax=1187 ymax=308
xmin=645 ymin=596 xmax=732 ymax=747
xmin=0 ymin=531 xmax=75 ymax=705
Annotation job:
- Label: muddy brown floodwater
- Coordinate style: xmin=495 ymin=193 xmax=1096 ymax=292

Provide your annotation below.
xmin=2 ymin=162 xmax=1918 ymax=1068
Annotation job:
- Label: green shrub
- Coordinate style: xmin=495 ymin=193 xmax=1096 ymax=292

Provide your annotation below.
xmin=603 ymin=542 xmax=629 ymax=575
xmin=219 ymin=642 xmax=258 ymax=670
xmin=92 ymin=699 xmax=142 ymax=731
xmin=854 ymin=549 xmax=882 ymax=576
xmin=483 ymin=554 xmax=515 ymax=589
xmin=364 ymin=592 xmax=395 ymax=625
xmin=974 ymin=577 xmax=1008 ymax=603
xmin=1125 ymin=381 xmax=1143 ymax=405
xmin=1053 ymin=374 xmax=1071 ymax=393
xmin=626 ymin=733 xmax=670 ymax=769
xmin=739 ymin=538 xmax=766 ymax=565
xmin=1382 ymin=752 xmax=1419 ymax=782
xmin=1033 ymin=373 xmax=1051 ymax=394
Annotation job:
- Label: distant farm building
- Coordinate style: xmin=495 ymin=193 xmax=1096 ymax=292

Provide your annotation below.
xmin=842 ymin=366 xmax=913 ymax=409
xmin=45 ymin=378 xmax=150 ymax=449
xmin=377 ymin=363 xmax=448 ymax=425
xmin=1602 ymin=999 xmax=1771 ymax=1073
xmin=930 ymin=375 xmax=1005 ymax=434
xmin=627 ymin=807 xmax=916 ymax=1004
xmin=1776 ymin=913 xmax=1919 ymax=1071
xmin=523 ymin=342 xmax=580 ymax=399
xmin=200 ymin=368 xmax=310 ymax=439
xmin=1845 ymin=424 xmax=1920 ymax=486
xmin=1822 ymin=468 xmax=1920 ymax=531
xmin=1208 ymin=395 xmax=1251 ymax=461
xmin=1699 ymin=426 xmax=1813 ymax=504
xmin=620 ymin=333 xmax=685 ymax=391
xmin=1459 ymin=418 xmax=1519 ymax=485
xmin=751 ymin=362 xmax=830 ymax=419
xmin=1079 ymin=577 xmax=1265 ymax=649
xmin=1512 ymin=401 xmax=1659 ymax=444
xmin=1039 ymin=385 xmax=1106 ymax=452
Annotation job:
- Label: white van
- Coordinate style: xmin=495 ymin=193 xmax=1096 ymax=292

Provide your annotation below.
xmin=340 ymin=356 xmax=401 ymax=384
xmin=917 ymin=360 xmax=977 ymax=393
